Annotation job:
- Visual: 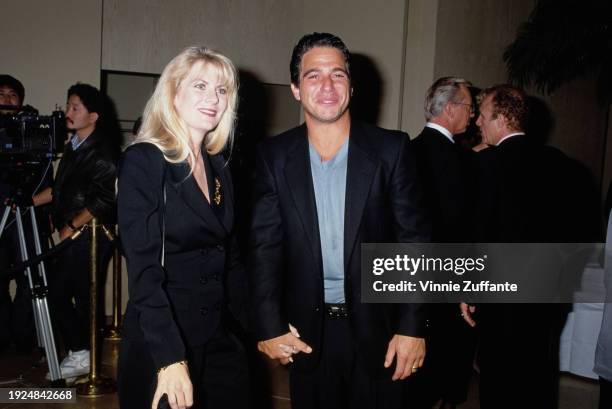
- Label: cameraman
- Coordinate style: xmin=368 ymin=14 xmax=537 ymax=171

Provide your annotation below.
xmin=29 ymin=83 xmax=118 ymax=379
xmin=0 ymin=74 xmax=52 ymax=355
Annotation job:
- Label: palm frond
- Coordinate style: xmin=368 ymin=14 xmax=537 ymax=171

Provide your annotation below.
xmin=504 ymin=0 xmax=612 ymax=103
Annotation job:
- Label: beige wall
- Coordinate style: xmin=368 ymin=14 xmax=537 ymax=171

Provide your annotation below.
xmin=0 ymin=0 xmax=102 ymax=113
xmin=433 ymin=0 xmax=536 ymax=85
xmin=102 ymin=0 xmax=409 ymax=130
xmin=401 ymin=0 xmax=439 ymax=137
xmin=102 ymin=0 xmax=304 ymax=84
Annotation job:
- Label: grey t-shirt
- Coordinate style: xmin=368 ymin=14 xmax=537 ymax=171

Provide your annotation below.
xmin=309 ymin=139 xmax=349 ymax=304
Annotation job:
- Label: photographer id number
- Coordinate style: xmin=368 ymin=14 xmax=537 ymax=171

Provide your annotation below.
xmin=0 ymin=388 xmax=76 ymax=403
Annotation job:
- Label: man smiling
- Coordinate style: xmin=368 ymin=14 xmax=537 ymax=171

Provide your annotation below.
xmin=249 ymin=33 xmax=430 ymax=409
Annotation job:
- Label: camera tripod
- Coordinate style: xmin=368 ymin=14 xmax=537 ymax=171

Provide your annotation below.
xmin=0 ymin=205 xmax=62 ymax=384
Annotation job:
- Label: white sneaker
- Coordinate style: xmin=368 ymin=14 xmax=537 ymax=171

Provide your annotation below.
xmin=58 ymin=349 xmax=90 ymax=379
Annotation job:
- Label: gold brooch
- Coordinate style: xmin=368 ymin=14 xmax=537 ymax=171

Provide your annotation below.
xmin=213 ymin=177 xmax=222 ymax=206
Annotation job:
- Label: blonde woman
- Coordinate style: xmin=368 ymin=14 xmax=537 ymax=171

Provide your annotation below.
xmin=117 ymin=46 xmax=249 ymax=409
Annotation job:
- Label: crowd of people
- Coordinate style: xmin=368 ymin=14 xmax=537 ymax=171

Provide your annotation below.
xmin=1 ymin=31 xmax=610 ymax=409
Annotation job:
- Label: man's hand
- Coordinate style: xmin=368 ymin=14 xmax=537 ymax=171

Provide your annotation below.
xmin=460 ymin=302 xmax=477 ymax=327
xmin=257 ymin=329 xmax=312 ymax=365
xmin=384 ymin=334 xmax=425 ymax=381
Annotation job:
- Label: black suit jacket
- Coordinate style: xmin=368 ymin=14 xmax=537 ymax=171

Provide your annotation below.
xmin=474 ymin=134 xmax=579 ymax=406
xmin=413 ymin=126 xmax=477 ymax=242
xmin=117 ymin=143 xmax=246 ymax=370
xmin=476 ymin=134 xmax=570 ymax=243
xmin=249 ymin=120 xmax=429 ymax=376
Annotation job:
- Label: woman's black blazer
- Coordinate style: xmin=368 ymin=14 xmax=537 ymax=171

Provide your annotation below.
xmin=117 ymin=142 xmax=246 ymax=370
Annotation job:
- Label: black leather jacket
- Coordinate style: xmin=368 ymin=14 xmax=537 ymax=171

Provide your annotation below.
xmin=52 ymin=130 xmax=118 ymax=228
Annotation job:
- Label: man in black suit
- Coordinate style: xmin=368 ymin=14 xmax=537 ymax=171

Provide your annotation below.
xmin=412 ymin=77 xmax=477 ymax=409
xmin=413 ymin=77 xmax=475 ymax=243
xmin=249 ymin=32 xmax=430 ymax=409
xmin=461 ymin=84 xmax=568 ymax=409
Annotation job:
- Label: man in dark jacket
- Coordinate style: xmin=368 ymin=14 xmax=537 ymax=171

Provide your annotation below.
xmin=412 ymin=77 xmax=477 ymax=409
xmin=30 ymin=83 xmax=117 ymax=379
xmin=462 ymin=84 xmax=571 ymax=409
xmin=249 ymin=33 xmax=429 ymax=409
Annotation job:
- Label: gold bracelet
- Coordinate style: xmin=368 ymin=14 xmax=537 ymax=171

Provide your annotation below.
xmin=157 ymin=360 xmax=187 ymax=375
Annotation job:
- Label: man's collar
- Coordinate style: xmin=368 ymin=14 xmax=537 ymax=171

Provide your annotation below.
xmin=425 ymin=122 xmax=454 ymax=143
xmin=497 ymin=132 xmax=525 ymax=146
xmin=70 ymin=130 xmax=95 ymax=150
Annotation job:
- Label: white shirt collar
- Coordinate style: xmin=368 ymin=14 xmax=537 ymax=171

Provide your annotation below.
xmin=497 ymin=132 xmax=525 ymax=146
xmin=425 ymin=122 xmax=454 ymax=143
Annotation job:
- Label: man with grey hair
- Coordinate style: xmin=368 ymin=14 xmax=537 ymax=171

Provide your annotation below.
xmin=414 ymin=76 xmax=475 ymax=242
xmin=412 ymin=77 xmax=477 ymax=409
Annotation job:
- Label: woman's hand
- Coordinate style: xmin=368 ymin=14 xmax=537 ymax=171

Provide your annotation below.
xmin=152 ymin=361 xmax=193 ymax=409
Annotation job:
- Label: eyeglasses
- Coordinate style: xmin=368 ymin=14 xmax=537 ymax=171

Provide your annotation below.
xmin=452 ymin=102 xmax=475 ymax=114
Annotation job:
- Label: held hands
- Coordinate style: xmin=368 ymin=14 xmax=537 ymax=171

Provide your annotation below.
xmin=384 ymin=334 xmax=425 ymax=381
xmin=152 ymin=361 xmax=193 ymax=409
xmin=257 ymin=324 xmax=312 ymax=365
xmin=59 ymin=226 xmax=73 ymax=241
xmin=460 ymin=302 xmax=477 ymax=327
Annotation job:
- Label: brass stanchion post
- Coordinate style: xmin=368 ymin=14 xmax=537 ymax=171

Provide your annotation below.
xmin=77 ymin=218 xmax=116 ymax=397
xmin=105 ymin=225 xmax=122 ymax=341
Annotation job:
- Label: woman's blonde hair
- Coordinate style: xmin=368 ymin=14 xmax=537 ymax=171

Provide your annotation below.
xmin=135 ymin=46 xmax=238 ymax=164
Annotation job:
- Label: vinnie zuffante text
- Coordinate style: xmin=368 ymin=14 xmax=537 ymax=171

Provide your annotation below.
xmin=371 ymin=254 xmax=518 ymax=293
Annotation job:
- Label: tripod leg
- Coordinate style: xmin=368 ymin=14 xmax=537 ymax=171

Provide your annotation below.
xmin=28 ymin=208 xmax=50 ymax=288
xmin=27 ymin=207 xmax=62 ymax=382
xmin=0 ymin=206 xmax=10 ymax=239
xmin=14 ymin=207 xmax=43 ymax=348
xmin=37 ymin=298 xmax=62 ymax=381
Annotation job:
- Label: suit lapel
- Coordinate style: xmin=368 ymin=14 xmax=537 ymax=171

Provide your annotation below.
xmin=167 ymin=161 xmax=227 ymax=237
xmin=283 ymin=126 xmax=322 ymax=261
xmin=344 ymin=122 xmax=377 ymax=269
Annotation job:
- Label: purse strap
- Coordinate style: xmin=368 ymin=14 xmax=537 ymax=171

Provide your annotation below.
xmin=161 ymin=162 xmax=167 ymax=267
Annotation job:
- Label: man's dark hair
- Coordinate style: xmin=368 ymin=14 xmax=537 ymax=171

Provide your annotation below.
xmin=0 ymin=74 xmax=25 ymax=105
xmin=290 ymin=32 xmax=351 ymax=85
xmin=67 ymin=83 xmax=102 ymax=116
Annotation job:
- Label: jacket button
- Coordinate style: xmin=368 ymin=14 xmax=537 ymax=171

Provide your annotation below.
xmin=213 ymin=274 xmax=219 ymax=281
xmin=200 ymin=277 xmax=208 ymax=285
xmin=314 ymin=307 xmax=320 ymax=312
xmin=200 ymin=307 xmax=208 ymax=315
xmin=216 ymin=245 xmax=225 ymax=252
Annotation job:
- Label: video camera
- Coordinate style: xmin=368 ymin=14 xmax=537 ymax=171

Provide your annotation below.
xmin=0 ymin=109 xmax=66 ymax=163
xmin=0 ymin=109 xmax=66 ymax=199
